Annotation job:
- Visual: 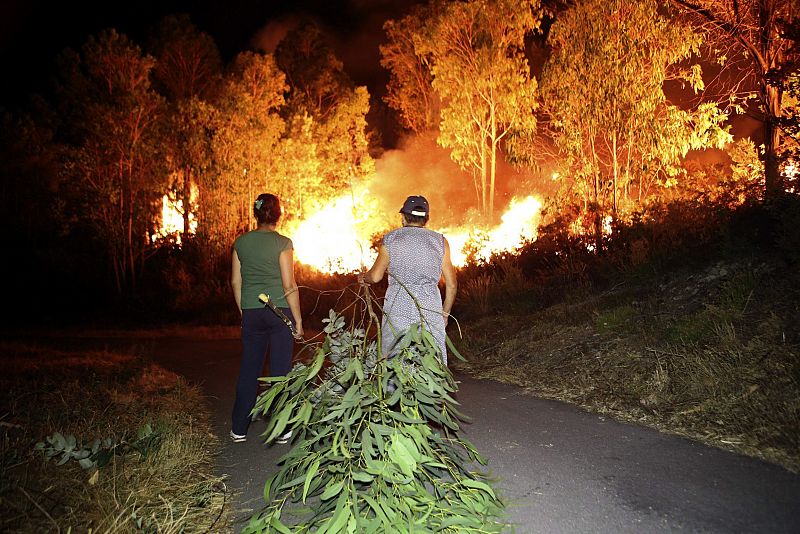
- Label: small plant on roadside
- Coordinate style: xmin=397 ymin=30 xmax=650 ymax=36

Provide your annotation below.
xmin=243 ymin=308 xmax=506 ymax=533
xmin=2 ymin=346 xmax=228 ymax=533
xmin=35 ymin=423 xmax=160 ymax=472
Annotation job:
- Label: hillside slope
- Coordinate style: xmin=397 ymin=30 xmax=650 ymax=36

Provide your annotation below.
xmin=453 ymin=254 xmax=800 ymax=472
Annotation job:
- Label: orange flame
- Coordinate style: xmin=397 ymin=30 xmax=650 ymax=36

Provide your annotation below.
xmin=287 ymin=193 xmax=542 ymax=273
xmin=284 ymin=190 xmax=382 ymax=272
xmin=152 ymin=185 xmax=198 ymax=245
xmin=441 ymin=196 xmax=542 ymax=266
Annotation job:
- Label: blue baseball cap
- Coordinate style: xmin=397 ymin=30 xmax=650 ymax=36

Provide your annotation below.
xmin=399 ymin=195 xmax=429 ymax=217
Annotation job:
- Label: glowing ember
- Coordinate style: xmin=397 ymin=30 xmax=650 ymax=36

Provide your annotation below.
xmin=287 ymin=193 xmax=542 ymax=273
xmin=784 ymin=160 xmax=798 ymax=179
xmin=152 ymin=187 xmax=198 ymax=245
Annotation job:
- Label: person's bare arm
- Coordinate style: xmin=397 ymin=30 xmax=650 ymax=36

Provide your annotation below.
xmin=361 ymin=245 xmax=390 ymax=284
xmin=441 ymin=237 xmax=457 ymax=326
xmin=279 ymin=248 xmax=304 ymax=339
xmin=231 ymin=249 xmax=243 ymax=315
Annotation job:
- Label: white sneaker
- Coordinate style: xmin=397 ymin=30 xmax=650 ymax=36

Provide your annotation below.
xmin=276 ymin=430 xmax=292 ymax=444
xmin=229 ymin=430 xmax=246 ymax=443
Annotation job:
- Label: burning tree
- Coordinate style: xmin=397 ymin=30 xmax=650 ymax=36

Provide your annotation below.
xmin=148 ymin=14 xmax=223 ymax=241
xmin=275 ymin=22 xmax=375 ymax=208
xmin=670 ymin=0 xmax=799 ymax=197
xmin=206 ymin=51 xmax=287 ymax=255
xmin=540 ymin=0 xmax=731 ymax=245
xmin=382 ymin=0 xmax=542 ymax=220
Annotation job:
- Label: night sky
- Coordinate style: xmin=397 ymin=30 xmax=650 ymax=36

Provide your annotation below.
xmin=0 ymin=0 xmax=422 ymax=110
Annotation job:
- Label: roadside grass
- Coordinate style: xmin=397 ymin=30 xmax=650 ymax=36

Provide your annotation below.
xmin=0 ymin=343 xmax=229 ymax=533
xmin=452 ymin=258 xmax=800 ymax=473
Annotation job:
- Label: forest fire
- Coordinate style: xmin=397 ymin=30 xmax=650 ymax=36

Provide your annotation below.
xmin=152 ymin=189 xmax=197 ymax=245
xmin=285 ymin=193 xmax=542 ymax=273
xmin=151 ymin=181 xmax=542 ymax=273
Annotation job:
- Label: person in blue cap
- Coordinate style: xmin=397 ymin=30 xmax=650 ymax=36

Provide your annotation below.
xmin=359 ymin=195 xmax=457 ymax=364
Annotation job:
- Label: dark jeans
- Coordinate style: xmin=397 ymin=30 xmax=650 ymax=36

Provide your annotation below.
xmin=231 ymin=307 xmax=295 ymax=436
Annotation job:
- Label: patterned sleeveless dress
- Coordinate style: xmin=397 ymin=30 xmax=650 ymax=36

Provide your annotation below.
xmin=380 ymin=226 xmax=447 ymax=364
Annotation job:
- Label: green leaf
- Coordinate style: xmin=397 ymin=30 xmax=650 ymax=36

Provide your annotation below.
xmin=276 ymin=474 xmax=307 ymax=491
xmin=362 ymin=494 xmax=389 ymax=524
xmin=319 ymin=479 xmax=344 ymax=501
xmin=461 ymin=478 xmax=497 ymax=499
xmin=253 ymin=384 xmax=283 ymax=419
xmin=52 ymin=432 xmax=65 ymax=449
xmin=265 ymin=400 xmax=295 ymax=442
xmin=339 ymin=432 xmax=352 ymax=459
xmin=354 ymin=359 xmax=364 ymax=381
xmin=414 ymin=390 xmax=436 ymax=405
xmin=340 ymin=358 xmax=356 ymax=383
xmin=351 ymin=470 xmax=373 ymax=483
xmin=361 ymin=429 xmax=375 ymax=459
xmin=324 ymin=490 xmax=350 ymax=534
xmin=386 ymin=386 xmax=402 ymax=406
xmin=306 ymin=350 xmax=325 ymax=382
xmin=78 ymin=458 xmax=95 ymax=470
xmin=263 ymin=474 xmax=275 ymax=502
xmin=389 ymin=436 xmax=417 ymax=477
xmin=387 ymin=411 xmax=425 ymax=424
xmin=291 ymin=400 xmax=313 ymax=426
xmin=137 ymin=423 xmax=153 ymax=440
xmin=438 ymin=514 xmax=481 ymax=528
xmin=364 ymin=456 xmax=387 ymax=475
xmin=269 ymin=516 xmax=293 ymax=534
xmin=303 ymin=458 xmax=320 ymax=503
xmin=446 ymin=335 xmax=466 ymax=361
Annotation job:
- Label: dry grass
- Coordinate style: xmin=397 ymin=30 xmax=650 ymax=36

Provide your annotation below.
xmin=0 ymin=343 xmax=230 ymax=533
xmin=453 ymin=259 xmax=800 ymax=473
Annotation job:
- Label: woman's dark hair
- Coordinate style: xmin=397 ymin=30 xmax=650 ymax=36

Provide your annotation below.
xmin=254 ymin=193 xmax=282 ymax=225
xmin=402 ymin=212 xmax=428 ymax=226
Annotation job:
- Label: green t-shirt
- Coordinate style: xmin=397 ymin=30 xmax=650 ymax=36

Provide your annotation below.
xmin=234 ymin=230 xmax=293 ymax=309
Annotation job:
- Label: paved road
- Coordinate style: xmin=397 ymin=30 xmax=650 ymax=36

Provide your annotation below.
xmin=69 ymin=335 xmax=800 ymax=533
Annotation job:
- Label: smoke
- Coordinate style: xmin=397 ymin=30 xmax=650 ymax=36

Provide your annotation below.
xmin=368 ymin=131 xmax=542 ymax=227
xmin=250 ymin=15 xmax=301 ymax=53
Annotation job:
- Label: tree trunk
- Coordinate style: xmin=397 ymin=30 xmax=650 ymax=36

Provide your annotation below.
xmin=480 ymin=144 xmax=488 ymax=216
xmin=612 ymin=130 xmax=618 ymax=215
xmin=183 ymin=166 xmax=192 ymax=239
xmin=490 ymin=107 xmax=497 ymax=221
xmin=763 ymin=83 xmax=783 ymax=196
xmin=760 ymin=0 xmax=783 ymax=197
xmin=590 ymin=136 xmax=603 ymax=254
xmin=126 ymin=162 xmax=136 ymax=292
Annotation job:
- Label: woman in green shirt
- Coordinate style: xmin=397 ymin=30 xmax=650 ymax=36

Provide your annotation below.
xmin=229 ymin=193 xmax=304 ymax=443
